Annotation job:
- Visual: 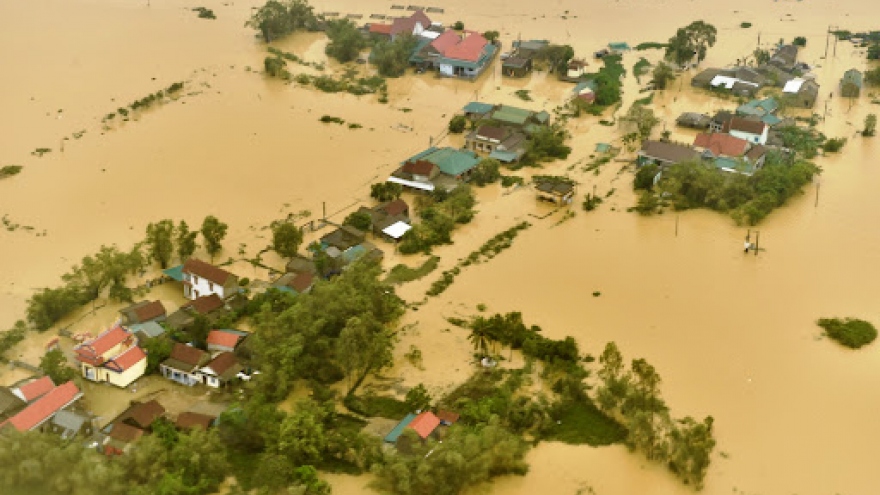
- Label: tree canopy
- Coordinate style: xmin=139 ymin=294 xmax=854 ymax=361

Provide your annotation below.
xmin=665 ymin=21 xmax=717 ymax=66
xmin=246 ymin=0 xmax=320 ymax=43
xmin=371 ymin=35 xmax=419 ymax=77
xmin=325 ymin=19 xmax=368 ymax=63
xmin=271 ymin=220 xmax=304 ymax=258
xmin=200 ymin=215 xmax=228 ymax=262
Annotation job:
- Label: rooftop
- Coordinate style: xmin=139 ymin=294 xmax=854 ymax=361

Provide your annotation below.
xmin=186 ymin=294 xmax=225 ymax=315
xmin=183 ymin=258 xmax=235 ymax=285
xmin=14 ymin=376 xmax=54 ymax=403
xmin=118 ymin=399 xmax=165 ymax=429
xmin=207 ymin=330 xmax=242 ymax=349
xmin=639 ymin=140 xmax=700 ymax=164
xmin=176 ymin=412 xmax=215 ymax=430
xmin=165 ymin=343 xmax=209 ymax=371
xmin=204 ymin=352 xmax=241 ymax=378
xmin=693 ymin=133 xmax=750 ymax=157
xmin=76 ymin=325 xmax=131 ymax=364
xmin=111 ymin=345 xmax=147 ymax=372
xmin=407 ymin=411 xmax=441 ymax=439
xmin=384 ymin=413 xmax=417 ymax=443
xmin=462 ymin=102 xmax=494 ymax=115
xmin=5 ymin=381 xmax=81 ymax=432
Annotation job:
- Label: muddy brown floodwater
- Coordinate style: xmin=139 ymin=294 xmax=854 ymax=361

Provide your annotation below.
xmin=2 ymin=0 xmax=880 ymax=494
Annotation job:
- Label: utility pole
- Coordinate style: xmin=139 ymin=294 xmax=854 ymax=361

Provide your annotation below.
xmin=825 ymin=25 xmax=830 ymax=58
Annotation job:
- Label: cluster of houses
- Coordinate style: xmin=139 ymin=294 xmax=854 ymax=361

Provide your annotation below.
xmin=101 ymin=399 xmax=217 ymax=455
xmin=692 ymin=44 xmax=820 ymax=107
xmin=367 ymin=10 xmax=498 ymax=79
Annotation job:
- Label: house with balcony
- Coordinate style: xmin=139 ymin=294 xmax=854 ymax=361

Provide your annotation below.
xmin=75 ymin=325 xmax=147 ymax=388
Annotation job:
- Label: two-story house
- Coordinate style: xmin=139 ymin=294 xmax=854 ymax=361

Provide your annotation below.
xmin=181 ymin=258 xmax=238 ymax=301
xmin=75 ymin=325 xmax=147 ymax=388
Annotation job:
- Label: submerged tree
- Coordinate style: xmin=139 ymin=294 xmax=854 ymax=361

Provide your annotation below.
xmin=371 ymin=35 xmax=419 ymax=77
xmin=665 ymin=21 xmax=717 ymax=66
xmin=176 ymin=220 xmax=198 ymax=262
xmin=200 ymin=215 xmax=228 ymax=262
xmin=145 ymin=219 xmax=174 ymax=268
xmin=325 ymin=19 xmax=368 ymax=63
xmin=246 ymin=0 xmax=318 ymax=43
xmin=271 ymin=220 xmax=303 ymax=259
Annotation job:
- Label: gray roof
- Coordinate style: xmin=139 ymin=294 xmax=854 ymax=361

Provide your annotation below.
xmin=52 ymin=410 xmax=88 ymax=433
xmin=0 ymin=388 xmax=26 ymax=419
xmin=639 ymin=141 xmax=700 ymax=164
xmin=128 ymin=321 xmax=166 ymax=339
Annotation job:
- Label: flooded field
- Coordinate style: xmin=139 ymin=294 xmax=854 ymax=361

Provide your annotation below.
xmin=2 ymin=0 xmax=880 ymax=494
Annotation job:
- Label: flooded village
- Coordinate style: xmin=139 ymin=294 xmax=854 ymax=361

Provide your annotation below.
xmin=2 ymin=0 xmax=880 ymax=494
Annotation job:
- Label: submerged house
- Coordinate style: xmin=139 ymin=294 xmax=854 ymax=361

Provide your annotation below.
xmin=412 ymin=30 xmax=497 ymax=79
xmin=676 ymin=112 xmax=712 ymax=129
xmin=392 ymin=147 xmax=481 ymax=188
xmin=534 ymin=178 xmax=576 ymax=205
xmin=769 ymin=44 xmax=799 ymax=72
xmin=119 ymin=300 xmax=166 ymax=326
xmin=782 ymin=78 xmax=819 ymax=108
xmin=464 ymin=125 xmax=527 ymax=162
xmin=160 ymin=344 xmax=210 ymax=386
xmin=723 ymin=117 xmax=768 ymax=145
xmin=637 ymin=140 xmax=701 ymax=168
xmin=840 ymin=69 xmax=863 ymax=97
xmin=502 ymin=40 xmax=549 ymax=77
xmin=200 ymin=352 xmax=243 ymax=388
xmin=459 ymin=103 xmax=551 ymax=163
xmin=75 ymin=325 xmax=147 ymax=388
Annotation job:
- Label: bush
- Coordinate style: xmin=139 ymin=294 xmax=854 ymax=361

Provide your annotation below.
xmin=0 ymin=165 xmax=23 ymax=179
xmin=193 ymin=7 xmax=216 ymax=19
xmin=634 ymin=163 xmax=659 ymax=190
xmin=793 ymin=36 xmax=807 ymax=47
xmin=343 ymin=211 xmax=372 ymax=232
xmin=818 ymin=318 xmax=877 ymax=349
xmin=470 ymin=159 xmax=501 ymax=186
xmin=319 ymin=115 xmax=345 ymax=124
xmin=448 ymin=115 xmax=467 ymax=133
xmin=740 ymin=22 xmax=752 ymax=28
xmin=453 ymin=21 xmax=464 ymax=30
xmin=371 ymin=35 xmax=419 ymax=77
xmin=821 ymin=137 xmax=847 ymax=153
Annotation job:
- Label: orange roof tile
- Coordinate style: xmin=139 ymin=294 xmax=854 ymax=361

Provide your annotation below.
xmin=206 ymin=330 xmax=241 ymax=349
xmin=16 ymin=376 xmax=54 ymax=403
xmin=7 ymin=382 xmax=81 ymax=431
xmin=407 ymin=411 xmax=440 ymax=439
xmin=112 ymin=345 xmax=146 ymax=372
xmin=693 ymin=133 xmax=750 ymax=157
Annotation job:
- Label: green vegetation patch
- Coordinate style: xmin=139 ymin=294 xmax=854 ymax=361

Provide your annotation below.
xmin=541 ymin=400 xmax=627 ymax=446
xmin=0 ymin=165 xmax=23 ymax=179
xmin=319 ymin=115 xmax=345 ymax=124
xmin=384 ymin=256 xmax=440 ymax=284
xmin=514 ymin=89 xmax=533 ymax=101
xmin=740 ymin=22 xmax=752 ymax=28
xmin=192 ymin=7 xmax=216 ymax=19
xmin=635 ymin=42 xmax=668 ymax=51
xmin=818 ymin=317 xmax=878 ymax=349
xmin=344 ymin=394 xmax=411 ymax=419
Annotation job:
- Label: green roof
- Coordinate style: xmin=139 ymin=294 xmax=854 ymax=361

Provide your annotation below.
xmin=608 ymin=42 xmax=630 ymax=51
xmin=384 ymin=413 xmax=417 ymax=443
xmin=573 ymin=80 xmax=597 ymax=93
xmin=493 ymin=105 xmax=533 ymax=125
xmin=489 ymin=150 xmax=519 ymax=162
xmin=128 ymin=321 xmax=166 ymax=339
xmin=762 ymin=114 xmax=783 ymax=126
xmin=714 ymin=157 xmax=755 ymax=174
xmin=403 ymin=147 xmax=480 ymax=176
xmin=595 ymin=142 xmax=612 ymax=153
xmin=407 ymin=38 xmax=433 ymax=64
xmin=842 ymin=69 xmax=863 ymax=87
xmin=737 ymin=97 xmax=778 ymax=117
xmin=462 ymin=102 xmax=494 ymax=115
xmin=163 ymin=264 xmax=184 ymax=282
xmin=534 ymin=111 xmax=550 ymax=124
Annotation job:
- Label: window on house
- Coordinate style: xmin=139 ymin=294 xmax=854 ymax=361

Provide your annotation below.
xmin=193 ymin=276 xmax=199 ymax=284
xmin=209 ymin=282 xmax=214 ymax=291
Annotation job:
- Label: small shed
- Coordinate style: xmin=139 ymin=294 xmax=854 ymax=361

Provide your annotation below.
xmin=841 ymin=69 xmax=862 ymax=98
xmin=676 ymin=112 xmax=711 ymax=129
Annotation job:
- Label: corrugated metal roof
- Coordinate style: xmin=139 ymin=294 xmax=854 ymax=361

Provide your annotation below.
xmin=462 ymin=102 xmax=494 ymax=114
xmin=489 ymin=150 xmax=519 ymax=162
xmin=492 ymin=105 xmax=532 ymax=125
xmin=384 ymin=413 xmax=417 ymax=443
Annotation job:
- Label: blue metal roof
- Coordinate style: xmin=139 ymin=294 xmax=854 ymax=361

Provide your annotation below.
xmin=462 ymin=102 xmax=494 ymax=114
xmin=384 ymin=413 xmax=417 ymax=443
xmin=163 ymin=264 xmax=184 ymax=282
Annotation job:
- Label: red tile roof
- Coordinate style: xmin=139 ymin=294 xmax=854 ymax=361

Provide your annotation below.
xmin=436 ymin=410 xmax=460 ymax=424
xmin=111 ymin=345 xmax=146 ymax=372
xmin=119 ymin=399 xmax=165 ymax=429
xmin=745 ymin=144 xmax=767 ymax=160
xmin=444 ymin=32 xmax=489 ymax=62
xmin=169 ymin=343 xmax=209 ymax=367
xmin=724 ymin=116 xmax=766 ymax=136
xmin=205 ymin=352 xmax=239 ymax=376
xmin=407 ymin=411 xmax=440 ymax=439
xmin=134 ymin=301 xmax=166 ymax=322
xmin=381 ymin=199 xmax=409 ymax=217
xmin=369 ymin=23 xmax=392 ymax=35
xmin=207 ymin=330 xmax=241 ymax=349
xmin=176 ymin=412 xmax=215 ymax=430
xmin=289 ymin=272 xmax=315 ymax=293
xmin=7 ymin=381 xmax=81 ymax=431
xmin=186 ymin=294 xmax=225 ymax=315
xmin=402 ymin=160 xmax=437 ymax=176
xmin=109 ymin=422 xmax=144 ymax=443
xmin=430 ymin=30 xmax=462 ymax=54
xmin=76 ymin=325 xmax=131 ymax=365
xmin=183 ymin=258 xmax=235 ymax=285
xmin=16 ymin=376 xmax=54 ymax=403
xmin=477 ymin=125 xmax=505 ymax=141
xmin=693 ymin=133 xmax=750 ymax=157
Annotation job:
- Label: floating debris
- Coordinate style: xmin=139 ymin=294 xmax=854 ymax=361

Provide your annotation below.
xmin=407 ymin=5 xmax=425 ymax=11
xmin=391 ymin=5 xmax=405 ymax=10
xmin=426 ymin=7 xmax=444 ymax=13
xmin=346 ymin=13 xmax=363 ymax=19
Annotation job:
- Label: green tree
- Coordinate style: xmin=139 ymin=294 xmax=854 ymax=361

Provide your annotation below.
xmin=63 ymin=245 xmax=145 ymax=304
xmin=470 ymin=158 xmax=501 ymax=186
xmin=270 ymin=399 xmax=330 ymax=465
xmin=26 ymin=287 xmax=83 ymax=331
xmin=343 ymin=210 xmax=373 ymax=232
xmin=525 ymin=125 xmax=571 ymax=162
xmin=336 ymin=316 xmax=394 ymax=395
xmin=264 ymin=55 xmax=289 ymax=78
xmin=634 ymin=163 xmax=660 ymax=190
xmin=405 ymin=383 xmax=433 ymax=411
xmin=753 ymin=48 xmax=771 ymax=65
xmin=482 ymin=30 xmax=500 ymax=42
xmin=141 ymin=336 xmax=173 ymax=374
xmin=0 ymin=430 xmax=128 ymax=494
xmin=792 ymin=36 xmax=807 ymax=47
xmin=372 ymin=35 xmax=419 ymax=77
xmin=39 ymin=349 xmax=76 ymax=384
xmin=371 ymin=418 xmax=529 ymax=495
xmin=200 ymin=215 xmax=228 ymax=262
xmin=865 ymin=67 xmax=880 ymax=86
xmin=370 ymin=182 xmax=403 ymax=202
xmin=596 ymin=342 xmax=630 ymax=413
xmin=863 ymin=114 xmax=877 ymax=137
xmin=448 ymin=114 xmax=468 ymax=133
xmin=453 ymin=21 xmax=464 ymax=30
xmin=622 ymin=104 xmax=660 ymax=140
xmin=246 ymin=0 xmax=318 ymax=43
xmin=325 ymin=19 xmax=368 ymax=63
xmin=271 ymin=220 xmax=304 ymax=258
xmin=651 ymin=62 xmax=676 ymax=89
xmin=145 ymin=219 xmax=175 ymax=269
xmin=665 ymin=21 xmax=717 ymax=66
xmin=535 ymin=44 xmax=575 ymax=74
xmin=176 ymin=220 xmax=198 ymax=262
xmin=624 ymin=358 xmax=668 ymax=460
xmin=667 ymin=416 xmax=715 ymax=489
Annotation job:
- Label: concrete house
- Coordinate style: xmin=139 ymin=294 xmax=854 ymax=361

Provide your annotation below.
xmin=783 ymin=78 xmax=819 ymax=108
xmin=534 ymin=178 xmax=576 ymax=205
xmin=769 ymin=44 xmax=799 ymax=72
xmin=840 ymin=69 xmax=863 ymax=97
xmin=181 ymin=258 xmax=238 ymax=301
xmin=693 ymin=133 xmax=751 ymax=159
xmin=429 ymin=30 xmax=497 ymax=79
xmin=464 ymin=125 xmax=527 ymax=161
xmin=723 ymin=117 xmax=768 ymax=145
xmin=200 ymin=352 xmax=243 ymax=388
xmin=75 ymin=324 xmax=147 ymax=388
xmin=160 ymin=344 xmax=210 ymax=386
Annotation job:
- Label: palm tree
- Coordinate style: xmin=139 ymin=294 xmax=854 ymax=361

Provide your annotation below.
xmin=467 ymin=327 xmax=489 ymax=357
